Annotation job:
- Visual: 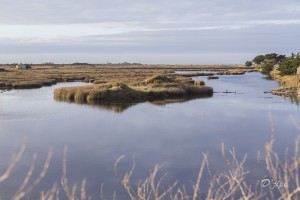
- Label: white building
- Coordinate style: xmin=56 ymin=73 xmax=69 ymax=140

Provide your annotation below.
xmin=16 ymin=64 xmax=31 ymax=69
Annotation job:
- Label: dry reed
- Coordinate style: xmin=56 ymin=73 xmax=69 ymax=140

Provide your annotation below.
xmin=1 ymin=121 xmax=299 ymax=199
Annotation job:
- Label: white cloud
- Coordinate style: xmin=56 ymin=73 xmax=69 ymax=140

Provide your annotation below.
xmin=246 ymin=19 xmax=300 ymax=25
xmin=0 ymin=23 xmax=145 ymax=38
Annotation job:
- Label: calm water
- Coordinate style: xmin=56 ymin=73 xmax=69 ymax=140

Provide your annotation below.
xmin=0 ymin=72 xmax=299 ymax=199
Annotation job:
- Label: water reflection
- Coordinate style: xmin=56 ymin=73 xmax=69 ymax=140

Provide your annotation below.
xmin=54 ymin=94 xmax=213 ymax=113
xmin=0 ymin=73 xmax=299 ymax=199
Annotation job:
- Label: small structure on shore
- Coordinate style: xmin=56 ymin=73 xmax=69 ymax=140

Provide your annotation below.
xmin=297 ymin=67 xmax=300 ymax=75
xmin=16 ymin=63 xmax=31 ymax=70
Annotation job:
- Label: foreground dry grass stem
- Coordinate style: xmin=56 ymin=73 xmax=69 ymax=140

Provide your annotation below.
xmin=115 ymin=134 xmax=300 ymax=200
xmin=265 ymin=136 xmax=300 ymax=200
xmin=1 ymin=132 xmax=300 ymax=199
xmin=13 ymin=149 xmax=53 ymax=200
xmin=0 ymin=143 xmax=26 ymax=182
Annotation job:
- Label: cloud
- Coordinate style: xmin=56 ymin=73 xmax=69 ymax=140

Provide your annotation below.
xmin=0 ymin=0 xmax=300 ymax=63
xmin=1 ymin=0 xmax=300 ymax=25
xmin=246 ymin=19 xmax=300 ymax=25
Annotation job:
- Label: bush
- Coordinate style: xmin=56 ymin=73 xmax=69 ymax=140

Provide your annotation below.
xmin=245 ymin=61 xmax=253 ymax=67
xmin=261 ymin=59 xmax=276 ymax=74
xmin=252 ymin=53 xmax=286 ymax=66
xmin=249 ymin=53 xmax=292 ymax=75
xmin=278 ymin=53 xmax=300 ymax=76
xmin=252 ymin=55 xmax=265 ymax=64
xmin=264 ymin=53 xmax=278 ymax=60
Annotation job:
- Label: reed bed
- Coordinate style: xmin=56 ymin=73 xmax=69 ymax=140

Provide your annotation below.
xmin=177 ymin=73 xmax=214 ymax=77
xmin=217 ymin=69 xmax=247 ymax=75
xmin=0 ymin=64 xmax=243 ymax=90
xmin=54 ymin=75 xmax=213 ymax=103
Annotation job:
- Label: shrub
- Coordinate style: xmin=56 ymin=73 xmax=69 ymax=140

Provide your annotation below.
xmin=264 ymin=53 xmax=278 ymax=60
xmin=261 ymin=59 xmax=276 ymax=74
xmin=252 ymin=55 xmax=265 ymax=64
xmin=245 ymin=61 xmax=253 ymax=67
xmin=278 ymin=53 xmax=300 ymax=76
xmin=252 ymin=53 xmax=285 ymax=67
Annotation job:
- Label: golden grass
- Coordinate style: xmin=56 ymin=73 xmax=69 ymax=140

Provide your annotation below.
xmin=177 ymin=72 xmax=214 ymax=77
xmin=0 ymin=64 xmax=243 ymax=90
xmin=54 ymin=75 xmax=213 ymax=104
xmin=218 ymin=69 xmax=246 ymax=75
xmin=207 ymin=75 xmax=219 ymax=79
xmin=270 ymin=68 xmax=300 ymax=98
xmin=280 ymin=75 xmax=300 ymax=88
xmin=194 ymin=80 xmax=205 ymax=86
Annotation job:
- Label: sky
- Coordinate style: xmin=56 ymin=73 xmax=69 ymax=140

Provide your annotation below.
xmin=0 ymin=0 xmax=300 ymax=64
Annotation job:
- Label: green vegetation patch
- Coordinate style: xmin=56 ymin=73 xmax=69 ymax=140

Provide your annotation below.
xmin=278 ymin=53 xmax=300 ymax=76
xmin=247 ymin=53 xmax=300 ymax=76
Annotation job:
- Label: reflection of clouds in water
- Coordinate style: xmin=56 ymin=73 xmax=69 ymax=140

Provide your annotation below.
xmin=0 ymin=97 xmax=2 ymax=128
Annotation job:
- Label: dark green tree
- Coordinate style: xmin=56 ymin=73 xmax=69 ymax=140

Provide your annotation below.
xmin=276 ymin=55 xmax=286 ymax=63
xmin=261 ymin=59 xmax=276 ymax=74
xmin=252 ymin=55 xmax=265 ymax=64
xmin=278 ymin=53 xmax=300 ymax=75
xmin=245 ymin=61 xmax=253 ymax=67
xmin=264 ymin=53 xmax=278 ymax=60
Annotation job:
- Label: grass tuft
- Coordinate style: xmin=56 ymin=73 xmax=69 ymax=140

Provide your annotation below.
xmin=54 ymin=74 xmax=213 ymax=103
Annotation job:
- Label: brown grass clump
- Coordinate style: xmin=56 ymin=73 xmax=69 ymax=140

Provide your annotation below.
xmin=143 ymin=74 xmax=175 ymax=84
xmin=269 ymin=68 xmax=300 ymax=98
xmin=207 ymin=76 xmax=219 ymax=79
xmin=267 ymin=67 xmax=300 ymax=98
xmin=54 ymin=82 xmax=147 ymax=102
xmin=194 ymin=80 xmax=205 ymax=86
xmin=174 ymin=77 xmax=195 ymax=84
xmin=177 ymin=72 xmax=215 ymax=77
xmin=218 ymin=69 xmax=246 ymax=75
xmin=280 ymin=75 xmax=299 ymax=88
xmin=54 ymin=75 xmax=213 ymax=104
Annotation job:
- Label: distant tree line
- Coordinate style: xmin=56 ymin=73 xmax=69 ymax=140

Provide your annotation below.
xmin=245 ymin=53 xmax=300 ymax=76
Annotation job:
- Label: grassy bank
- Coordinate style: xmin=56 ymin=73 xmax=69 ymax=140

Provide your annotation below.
xmin=270 ymin=69 xmax=299 ymax=97
xmin=0 ymin=64 xmax=244 ymax=90
xmin=246 ymin=53 xmax=300 ymax=98
xmin=54 ymin=74 xmax=213 ymax=104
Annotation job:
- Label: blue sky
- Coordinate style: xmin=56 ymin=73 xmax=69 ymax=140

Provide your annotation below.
xmin=0 ymin=0 xmax=300 ymax=64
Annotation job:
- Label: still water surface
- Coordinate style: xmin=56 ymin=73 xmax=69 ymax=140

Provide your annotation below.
xmin=0 ymin=72 xmax=299 ymax=198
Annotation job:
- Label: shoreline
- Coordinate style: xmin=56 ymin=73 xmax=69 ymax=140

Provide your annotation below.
xmin=0 ymin=64 xmax=250 ymax=90
xmin=269 ymin=69 xmax=300 ymax=98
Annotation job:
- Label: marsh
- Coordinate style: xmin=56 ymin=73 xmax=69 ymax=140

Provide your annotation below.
xmin=0 ymin=72 xmax=299 ymax=198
